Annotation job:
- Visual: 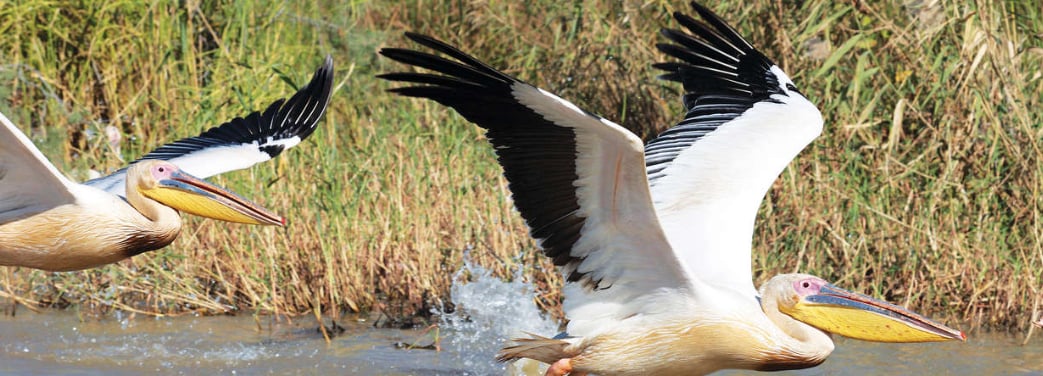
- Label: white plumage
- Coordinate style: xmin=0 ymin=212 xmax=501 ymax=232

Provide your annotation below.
xmin=86 ymin=55 xmax=334 ymax=197
xmin=382 ymin=14 xmax=820 ymax=337
xmin=0 ymin=111 xmax=78 ymax=224
xmin=380 ymin=3 xmax=962 ymax=375
xmin=0 ymin=56 xmax=333 ymax=271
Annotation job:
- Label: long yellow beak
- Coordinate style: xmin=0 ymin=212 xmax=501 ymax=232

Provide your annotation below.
xmin=140 ymin=170 xmax=285 ymax=226
xmin=781 ymin=284 xmax=965 ymax=343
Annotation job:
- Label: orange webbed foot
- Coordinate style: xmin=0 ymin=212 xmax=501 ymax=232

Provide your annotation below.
xmin=545 ymin=358 xmax=586 ymax=376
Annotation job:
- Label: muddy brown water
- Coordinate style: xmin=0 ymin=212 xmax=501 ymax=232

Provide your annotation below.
xmin=0 ymin=308 xmax=1040 ymax=375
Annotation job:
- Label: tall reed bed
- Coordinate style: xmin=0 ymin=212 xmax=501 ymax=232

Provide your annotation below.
xmin=0 ymin=0 xmax=1038 ymax=331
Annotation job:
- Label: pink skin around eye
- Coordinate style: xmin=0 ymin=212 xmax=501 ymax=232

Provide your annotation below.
xmin=793 ymin=277 xmax=827 ymax=298
xmin=151 ymin=163 xmax=177 ymax=180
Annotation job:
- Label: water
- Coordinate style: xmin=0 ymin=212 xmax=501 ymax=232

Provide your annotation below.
xmin=1 ymin=263 xmax=1040 ymax=375
xmin=0 ymin=310 xmax=461 ymax=375
xmin=433 ymin=258 xmax=558 ymax=375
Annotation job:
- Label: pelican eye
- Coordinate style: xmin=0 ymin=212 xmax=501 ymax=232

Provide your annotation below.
xmin=802 ymin=281 xmax=810 ymax=289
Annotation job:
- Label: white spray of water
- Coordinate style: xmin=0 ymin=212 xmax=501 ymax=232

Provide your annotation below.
xmin=434 ymin=256 xmax=559 ymax=376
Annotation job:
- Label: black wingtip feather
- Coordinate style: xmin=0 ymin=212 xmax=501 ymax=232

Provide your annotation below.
xmin=399 ymin=32 xmax=515 ymax=83
xmin=137 ymin=55 xmax=335 ymax=162
xmin=645 ymin=1 xmax=792 ymax=185
xmin=654 ymin=2 xmax=781 ymax=99
xmin=381 ymin=33 xmax=597 ymax=287
xmin=684 ymin=1 xmax=754 ymax=51
xmin=656 ymin=21 xmax=769 ymax=87
xmin=380 ymin=48 xmax=507 ymax=88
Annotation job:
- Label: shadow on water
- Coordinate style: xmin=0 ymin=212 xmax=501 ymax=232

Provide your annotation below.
xmin=1 ymin=262 xmax=1041 ymax=375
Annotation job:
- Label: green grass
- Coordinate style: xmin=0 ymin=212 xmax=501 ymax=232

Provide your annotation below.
xmin=0 ymin=0 xmax=1040 ymax=332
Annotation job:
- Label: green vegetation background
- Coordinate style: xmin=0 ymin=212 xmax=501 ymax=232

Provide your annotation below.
xmin=0 ymin=0 xmax=1039 ymax=332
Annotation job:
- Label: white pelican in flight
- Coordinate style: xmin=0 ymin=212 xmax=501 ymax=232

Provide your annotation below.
xmin=380 ymin=3 xmax=963 ymax=375
xmin=87 ymin=56 xmax=335 ymax=197
xmin=0 ymin=56 xmax=333 ymax=272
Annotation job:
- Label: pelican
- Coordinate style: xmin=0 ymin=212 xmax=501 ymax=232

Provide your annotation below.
xmin=86 ymin=55 xmax=335 ymax=197
xmin=0 ymin=56 xmax=334 ymax=272
xmin=380 ymin=3 xmax=964 ymax=375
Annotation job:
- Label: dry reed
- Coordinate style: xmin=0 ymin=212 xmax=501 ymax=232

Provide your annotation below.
xmin=0 ymin=0 xmax=1039 ymax=332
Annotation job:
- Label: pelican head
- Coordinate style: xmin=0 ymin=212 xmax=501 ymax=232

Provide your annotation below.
xmin=762 ymin=274 xmax=965 ymax=343
xmin=129 ymin=160 xmax=284 ymax=226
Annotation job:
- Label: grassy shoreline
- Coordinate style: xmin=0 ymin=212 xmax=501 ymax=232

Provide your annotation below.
xmin=0 ymin=0 xmax=1040 ymax=333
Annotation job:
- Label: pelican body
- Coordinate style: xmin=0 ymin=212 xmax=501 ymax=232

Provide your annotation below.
xmin=0 ymin=56 xmax=334 ymax=271
xmin=0 ymin=157 xmax=282 ymax=271
xmin=381 ymin=2 xmax=963 ymax=375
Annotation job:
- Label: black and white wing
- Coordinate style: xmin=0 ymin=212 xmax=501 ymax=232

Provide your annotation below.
xmin=86 ymin=56 xmax=334 ymax=197
xmin=647 ymin=2 xmax=823 ymax=295
xmin=380 ymin=33 xmax=693 ymax=336
xmin=0 ymin=111 xmax=77 ymax=223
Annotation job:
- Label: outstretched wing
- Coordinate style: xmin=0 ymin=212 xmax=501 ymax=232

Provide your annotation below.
xmin=380 ymin=33 xmax=693 ymax=336
xmin=647 ymin=2 xmax=823 ymax=294
xmin=0 ymin=111 xmax=77 ymax=223
xmin=86 ymin=55 xmax=335 ymax=196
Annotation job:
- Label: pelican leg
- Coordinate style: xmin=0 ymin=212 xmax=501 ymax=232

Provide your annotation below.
xmin=545 ymin=358 xmax=586 ymax=376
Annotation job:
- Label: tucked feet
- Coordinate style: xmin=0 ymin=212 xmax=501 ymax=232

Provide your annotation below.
xmin=546 ymin=358 xmax=586 ymax=376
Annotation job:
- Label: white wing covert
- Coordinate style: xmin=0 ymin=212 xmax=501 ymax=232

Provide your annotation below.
xmin=86 ymin=56 xmax=334 ymax=197
xmin=0 ymin=111 xmax=77 ymax=223
xmin=380 ymin=33 xmax=694 ymax=336
xmin=647 ymin=2 xmax=824 ymax=295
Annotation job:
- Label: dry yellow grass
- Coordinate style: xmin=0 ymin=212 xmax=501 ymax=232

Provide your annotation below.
xmin=0 ymin=0 xmax=1039 ymax=332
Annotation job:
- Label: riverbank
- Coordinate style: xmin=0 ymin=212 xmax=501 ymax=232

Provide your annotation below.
xmin=0 ymin=0 xmax=1039 ymax=331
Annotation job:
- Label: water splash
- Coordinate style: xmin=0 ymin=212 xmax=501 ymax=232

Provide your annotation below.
xmin=435 ymin=256 xmax=559 ymax=375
